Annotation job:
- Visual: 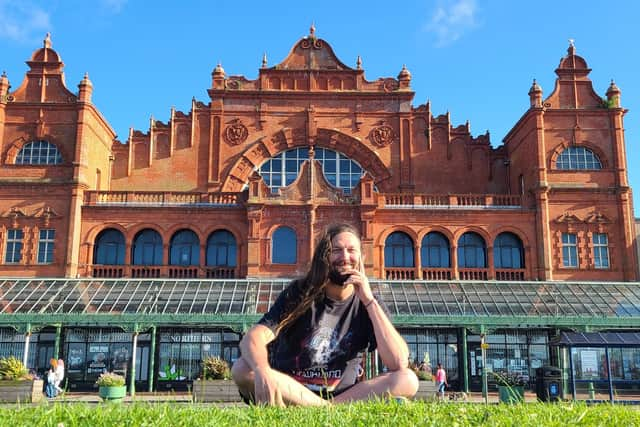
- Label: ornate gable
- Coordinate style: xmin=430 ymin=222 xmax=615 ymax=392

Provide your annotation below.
xmin=270 ymin=26 xmax=354 ymax=72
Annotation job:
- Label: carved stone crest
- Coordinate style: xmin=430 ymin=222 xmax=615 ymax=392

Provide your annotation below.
xmin=369 ymin=124 xmax=395 ymax=147
xmin=382 ymin=78 xmax=399 ymax=92
xmin=224 ymin=119 xmax=248 ymax=145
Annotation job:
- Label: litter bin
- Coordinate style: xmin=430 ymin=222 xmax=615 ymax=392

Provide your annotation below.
xmin=536 ymin=365 xmax=562 ymax=402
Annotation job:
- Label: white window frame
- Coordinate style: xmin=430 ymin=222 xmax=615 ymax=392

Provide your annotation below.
xmin=561 ymin=233 xmax=578 ymax=268
xmin=37 ymin=229 xmax=55 ymax=264
xmin=593 ymin=233 xmax=610 ymax=269
xmin=5 ymin=229 xmax=23 ymax=264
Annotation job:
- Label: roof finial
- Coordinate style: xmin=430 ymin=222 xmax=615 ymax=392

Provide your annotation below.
xmin=44 ymin=32 xmax=52 ymax=49
xmin=567 ymin=38 xmax=576 ymax=55
xmin=356 ymin=55 xmax=362 ymax=70
xmin=262 ymin=52 xmax=267 ymax=68
xmin=310 ymin=22 xmax=316 ymax=37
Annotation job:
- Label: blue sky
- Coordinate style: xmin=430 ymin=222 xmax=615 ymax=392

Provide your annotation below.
xmin=1 ymin=0 xmax=639 ymax=215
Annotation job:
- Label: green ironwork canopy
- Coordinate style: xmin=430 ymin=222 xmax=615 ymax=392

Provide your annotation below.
xmin=1 ymin=279 xmax=639 ymax=330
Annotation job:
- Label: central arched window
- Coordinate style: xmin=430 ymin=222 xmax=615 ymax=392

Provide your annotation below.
xmin=556 ymin=146 xmax=602 ymax=170
xmin=94 ymin=229 xmax=125 ymax=265
xmin=206 ymin=230 xmax=237 ymax=267
xmin=16 ymin=140 xmax=62 ymax=165
xmin=457 ymin=232 xmax=486 ymax=268
xmin=169 ymin=229 xmax=200 ymax=266
xmin=384 ymin=232 xmax=415 ymax=268
xmin=132 ymin=229 xmax=163 ymax=265
xmin=257 ymin=147 xmax=364 ymax=194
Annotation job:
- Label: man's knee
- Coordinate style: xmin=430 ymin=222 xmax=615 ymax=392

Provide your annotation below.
xmin=389 ymin=367 xmax=419 ymax=397
xmin=231 ymin=357 xmax=253 ymax=385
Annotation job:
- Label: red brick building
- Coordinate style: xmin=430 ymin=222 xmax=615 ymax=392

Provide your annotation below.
xmin=0 ymin=31 xmax=636 ymax=282
xmin=1 ymin=31 xmax=639 ymax=396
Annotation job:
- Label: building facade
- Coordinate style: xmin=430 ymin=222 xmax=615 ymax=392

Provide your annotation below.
xmin=1 ymin=31 xmax=639 ymax=397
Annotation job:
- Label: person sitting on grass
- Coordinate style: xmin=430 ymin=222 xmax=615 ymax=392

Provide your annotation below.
xmin=232 ymin=223 xmax=418 ymax=406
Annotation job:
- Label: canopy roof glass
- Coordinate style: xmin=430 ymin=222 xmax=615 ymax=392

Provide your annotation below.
xmin=1 ymin=279 xmax=639 ymax=328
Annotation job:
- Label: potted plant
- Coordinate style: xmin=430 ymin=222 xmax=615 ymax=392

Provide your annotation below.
xmin=0 ymin=356 xmax=43 ymax=403
xmin=96 ymin=371 xmax=126 ymax=402
xmin=409 ymin=355 xmax=437 ymax=400
xmin=192 ymin=356 xmax=239 ymax=402
xmin=492 ymin=371 xmax=526 ymax=404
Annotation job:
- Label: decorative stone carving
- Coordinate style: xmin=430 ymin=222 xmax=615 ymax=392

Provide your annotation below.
xmin=224 ymin=119 xmax=248 ymax=145
xmin=300 ymin=37 xmax=322 ymax=50
xmin=33 ymin=206 xmax=60 ymax=227
xmin=554 ymin=212 xmax=582 ymax=224
xmin=368 ymin=123 xmax=395 ymax=147
xmin=382 ymin=78 xmax=399 ymax=92
xmin=585 ymin=211 xmax=611 ymax=224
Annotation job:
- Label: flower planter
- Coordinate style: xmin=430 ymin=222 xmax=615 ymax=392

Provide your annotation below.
xmin=192 ymin=380 xmax=240 ymax=402
xmin=413 ymin=380 xmax=438 ymax=400
xmin=498 ymin=385 xmax=524 ymax=404
xmin=0 ymin=379 xmax=44 ymax=403
xmin=98 ymin=385 xmax=127 ymax=402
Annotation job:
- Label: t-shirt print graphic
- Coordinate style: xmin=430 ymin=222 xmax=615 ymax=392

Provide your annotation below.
xmin=294 ymin=327 xmax=354 ymax=391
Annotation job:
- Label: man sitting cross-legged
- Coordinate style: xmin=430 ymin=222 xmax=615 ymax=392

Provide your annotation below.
xmin=232 ymin=223 xmax=418 ymax=406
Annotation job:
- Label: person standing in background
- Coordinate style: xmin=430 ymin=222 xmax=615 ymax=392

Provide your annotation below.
xmin=54 ymin=359 xmax=65 ymax=394
xmin=436 ymin=363 xmax=448 ymax=400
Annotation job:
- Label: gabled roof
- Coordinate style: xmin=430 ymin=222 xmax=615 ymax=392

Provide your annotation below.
xmin=267 ymin=25 xmax=355 ymax=72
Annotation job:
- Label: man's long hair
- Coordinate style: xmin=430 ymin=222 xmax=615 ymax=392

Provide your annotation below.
xmin=275 ymin=223 xmax=360 ymax=335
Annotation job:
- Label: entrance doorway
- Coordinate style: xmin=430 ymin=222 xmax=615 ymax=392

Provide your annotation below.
xmin=133 ymin=340 xmax=151 ymax=391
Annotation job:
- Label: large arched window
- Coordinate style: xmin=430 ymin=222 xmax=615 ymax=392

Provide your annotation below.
xmin=384 ymin=232 xmax=415 ymax=268
xmin=272 ymin=227 xmax=297 ymax=264
xmin=556 ymin=146 xmax=602 ymax=170
xmin=132 ymin=229 xmax=163 ymax=265
xmin=457 ymin=232 xmax=486 ymax=268
xmin=94 ymin=229 xmax=125 ymax=265
xmin=494 ymin=232 xmax=524 ymax=269
xmin=257 ymin=147 xmax=364 ymax=194
xmin=206 ymin=230 xmax=237 ymax=267
xmin=169 ymin=229 xmax=200 ymax=266
xmin=16 ymin=140 xmax=62 ymax=165
xmin=421 ymin=232 xmax=450 ymax=268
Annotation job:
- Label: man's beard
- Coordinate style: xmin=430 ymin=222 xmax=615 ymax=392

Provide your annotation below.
xmin=328 ymin=267 xmax=351 ymax=286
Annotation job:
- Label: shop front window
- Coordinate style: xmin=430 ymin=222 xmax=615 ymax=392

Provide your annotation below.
xmin=400 ymin=328 xmax=459 ymax=386
xmin=0 ymin=327 xmax=37 ymax=369
xmin=468 ymin=330 xmax=549 ymax=390
xmin=157 ymin=329 xmax=240 ymax=383
xmin=63 ymin=328 xmax=133 ymax=387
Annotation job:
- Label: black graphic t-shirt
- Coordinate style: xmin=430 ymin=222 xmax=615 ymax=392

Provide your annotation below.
xmin=258 ymin=286 xmax=378 ymax=394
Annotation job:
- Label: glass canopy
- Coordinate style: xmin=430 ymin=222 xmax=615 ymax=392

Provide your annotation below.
xmin=1 ymin=279 xmax=639 ymax=325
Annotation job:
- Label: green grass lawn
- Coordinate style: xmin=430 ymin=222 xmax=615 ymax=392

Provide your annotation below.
xmin=0 ymin=401 xmax=638 ymax=427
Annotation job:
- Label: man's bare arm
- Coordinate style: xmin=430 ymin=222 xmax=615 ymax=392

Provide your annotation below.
xmin=365 ymin=300 xmax=410 ymax=371
xmin=239 ymin=324 xmax=275 ymax=371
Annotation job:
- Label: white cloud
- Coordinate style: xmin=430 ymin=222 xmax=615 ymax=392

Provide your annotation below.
xmin=101 ymin=0 xmax=128 ymax=14
xmin=424 ymin=0 xmax=479 ymax=47
xmin=0 ymin=1 xmax=51 ymax=44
